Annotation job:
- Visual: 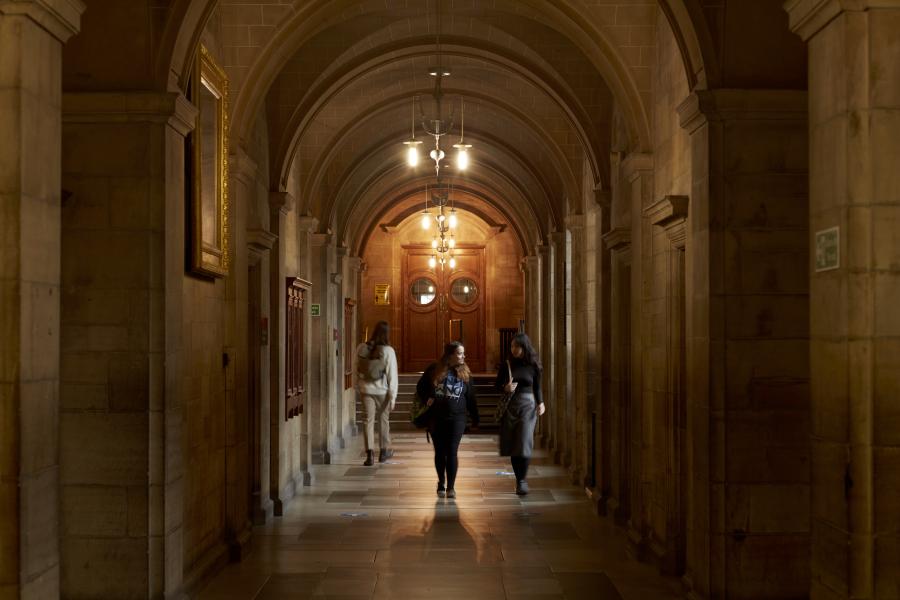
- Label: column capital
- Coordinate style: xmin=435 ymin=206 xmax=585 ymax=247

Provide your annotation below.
xmin=0 ymin=0 xmax=85 ymax=42
xmin=535 ymin=243 xmax=551 ymax=256
xmin=601 ymin=227 xmax=631 ymax=251
xmin=269 ymin=191 xmax=294 ymax=216
xmin=231 ymin=145 xmax=258 ymax=186
xmin=549 ymin=230 xmax=567 ymax=245
xmin=620 ymin=152 xmax=653 ymax=183
xmin=298 ymin=215 xmax=319 ymax=233
xmin=785 ymin=0 xmax=900 ymax=41
xmin=347 ymin=256 xmax=363 ymax=272
xmin=310 ymin=232 xmax=331 ymax=247
xmin=247 ymin=228 xmax=277 ymax=255
xmin=678 ymin=89 xmax=807 ymax=133
xmin=564 ymin=213 xmax=585 ymax=231
xmin=62 ymin=92 xmax=198 ymax=136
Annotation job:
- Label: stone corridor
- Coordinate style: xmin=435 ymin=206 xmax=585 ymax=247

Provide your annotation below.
xmin=197 ymin=433 xmax=682 ymax=600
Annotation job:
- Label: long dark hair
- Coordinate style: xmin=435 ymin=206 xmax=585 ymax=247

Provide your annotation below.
xmin=511 ymin=333 xmax=542 ymax=370
xmin=367 ymin=321 xmax=390 ymax=359
xmin=431 ymin=340 xmax=471 ymax=385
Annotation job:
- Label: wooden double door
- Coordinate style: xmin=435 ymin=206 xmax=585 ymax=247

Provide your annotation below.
xmin=402 ymin=245 xmax=485 ymax=373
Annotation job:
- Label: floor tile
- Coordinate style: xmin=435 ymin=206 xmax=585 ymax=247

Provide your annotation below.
xmin=196 ymin=432 xmax=682 ymax=599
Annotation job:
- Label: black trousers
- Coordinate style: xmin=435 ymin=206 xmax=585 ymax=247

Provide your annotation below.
xmin=511 ymin=455 xmax=530 ymax=482
xmin=431 ymin=417 xmax=467 ymax=489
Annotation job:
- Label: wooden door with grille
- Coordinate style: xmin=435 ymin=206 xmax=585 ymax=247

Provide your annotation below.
xmin=401 ymin=245 xmax=485 ymax=373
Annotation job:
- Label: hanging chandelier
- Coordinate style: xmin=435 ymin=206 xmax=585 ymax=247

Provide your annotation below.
xmin=402 ymin=0 xmax=472 ymax=177
xmin=405 ymin=0 xmax=467 ymax=272
xmin=420 ymin=183 xmax=458 ymax=270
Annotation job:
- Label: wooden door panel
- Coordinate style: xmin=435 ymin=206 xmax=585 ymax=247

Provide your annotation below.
xmin=404 ymin=308 xmax=440 ymax=371
xmin=402 ymin=245 xmax=485 ymax=373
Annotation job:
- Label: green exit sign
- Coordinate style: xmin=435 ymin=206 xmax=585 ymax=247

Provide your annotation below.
xmin=815 ymin=226 xmax=839 ymax=272
xmin=310 ymin=303 xmax=321 ymax=317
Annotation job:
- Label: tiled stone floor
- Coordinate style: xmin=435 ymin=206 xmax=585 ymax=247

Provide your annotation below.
xmin=198 ymin=433 xmax=683 ymax=599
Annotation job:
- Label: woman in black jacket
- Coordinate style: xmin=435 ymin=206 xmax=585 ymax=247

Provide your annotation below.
xmin=496 ymin=333 xmax=544 ymax=495
xmin=416 ymin=341 xmax=480 ymax=499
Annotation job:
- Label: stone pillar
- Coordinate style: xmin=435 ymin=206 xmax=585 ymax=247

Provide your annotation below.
xmin=566 ymin=214 xmax=588 ymax=485
xmin=0 ymin=2 xmax=83 ymax=598
xmin=308 ymin=231 xmax=332 ymax=464
xmin=268 ymin=191 xmax=293 ymax=514
xmin=678 ymin=90 xmax=809 ymax=598
xmin=247 ymin=227 xmax=276 ymax=526
xmin=294 ymin=216 xmax=317 ymax=480
xmin=549 ymin=230 xmax=569 ymax=465
xmin=620 ymin=152 xmax=653 ymax=557
xmin=787 ymin=2 xmax=900 ymax=598
xmin=223 ymin=146 xmax=257 ymax=555
xmin=536 ymin=243 xmax=552 ymax=447
xmin=522 ymin=254 xmax=541 ymax=348
xmin=346 ymin=255 xmax=363 ymax=436
xmin=60 ymin=91 xmax=196 ymax=597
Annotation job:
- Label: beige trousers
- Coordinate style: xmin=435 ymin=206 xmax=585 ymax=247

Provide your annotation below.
xmin=362 ymin=393 xmax=391 ymax=451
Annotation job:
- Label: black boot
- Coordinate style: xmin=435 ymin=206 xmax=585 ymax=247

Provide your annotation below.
xmin=379 ymin=448 xmax=394 ymax=463
xmin=363 ymin=450 xmax=374 ymax=466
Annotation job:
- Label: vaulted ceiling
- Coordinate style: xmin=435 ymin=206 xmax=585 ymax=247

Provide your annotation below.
xmin=240 ymin=0 xmax=652 ymax=252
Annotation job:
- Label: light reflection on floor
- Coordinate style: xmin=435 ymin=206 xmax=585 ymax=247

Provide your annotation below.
xmin=197 ymin=432 xmax=683 ymax=599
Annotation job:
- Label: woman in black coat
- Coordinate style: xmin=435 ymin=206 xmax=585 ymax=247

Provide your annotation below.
xmin=416 ymin=341 xmax=480 ymax=499
xmin=496 ymin=333 xmax=545 ymax=495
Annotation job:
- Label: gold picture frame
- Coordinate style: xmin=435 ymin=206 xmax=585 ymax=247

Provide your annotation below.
xmin=190 ymin=45 xmax=229 ymax=277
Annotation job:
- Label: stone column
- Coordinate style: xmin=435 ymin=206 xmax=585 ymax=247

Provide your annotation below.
xmin=678 ymin=90 xmax=809 ymax=598
xmin=566 ymin=214 xmax=588 ymax=485
xmin=787 ymin=2 xmax=900 ymax=598
xmin=522 ymin=255 xmax=541 ymax=342
xmin=536 ymin=243 xmax=552 ymax=447
xmin=223 ymin=146 xmax=258 ymax=554
xmin=346 ymin=255 xmax=363 ymax=436
xmin=549 ymin=230 xmax=569 ymax=465
xmin=60 ymin=91 xmax=196 ymax=597
xmin=308 ymin=231 xmax=332 ymax=464
xmin=268 ymin=191 xmax=293 ymax=514
xmin=295 ymin=216 xmax=317 ymax=481
xmin=620 ymin=152 xmax=653 ymax=557
xmin=0 ymin=2 xmax=83 ymax=598
xmin=247 ymin=227 xmax=276 ymax=526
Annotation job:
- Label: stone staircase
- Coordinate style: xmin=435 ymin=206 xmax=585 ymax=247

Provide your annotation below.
xmin=355 ymin=372 xmax=502 ymax=432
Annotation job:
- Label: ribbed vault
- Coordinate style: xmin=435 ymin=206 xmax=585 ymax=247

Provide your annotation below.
xmin=247 ymin=1 xmax=629 ymax=252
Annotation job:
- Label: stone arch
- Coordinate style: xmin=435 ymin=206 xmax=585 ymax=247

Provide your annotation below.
xmin=657 ymin=0 xmax=718 ymax=90
xmin=272 ymin=42 xmax=609 ymax=197
xmin=225 ymin=0 xmax=654 ymax=156
xmin=159 ymin=0 xmax=218 ymax=90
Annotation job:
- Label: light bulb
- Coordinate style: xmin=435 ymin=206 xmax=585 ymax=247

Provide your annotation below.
xmin=463 ymin=285 xmax=470 ymax=294
xmin=448 ymin=237 xmax=456 ymax=249
xmin=448 ymin=210 xmax=458 ymax=229
xmin=449 ymin=257 xmax=457 ymax=269
xmin=456 ymin=147 xmax=468 ymax=170
xmin=421 ymin=211 xmax=430 ymax=229
xmin=407 ymin=145 xmax=419 ymax=166
xmin=428 ymin=285 xmax=434 ymax=293
xmin=428 ymin=256 xmax=437 ymax=268
xmin=431 ymin=238 xmax=438 ymax=249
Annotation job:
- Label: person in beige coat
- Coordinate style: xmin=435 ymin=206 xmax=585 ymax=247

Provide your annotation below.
xmin=355 ymin=321 xmax=399 ymax=465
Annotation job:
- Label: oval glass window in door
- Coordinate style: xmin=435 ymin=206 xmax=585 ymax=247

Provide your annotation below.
xmin=450 ymin=277 xmax=478 ymax=305
xmin=410 ymin=277 xmax=437 ymax=305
